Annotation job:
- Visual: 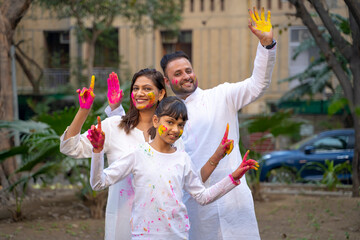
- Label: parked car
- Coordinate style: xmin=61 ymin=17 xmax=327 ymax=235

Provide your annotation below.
xmin=259 ymin=129 xmax=354 ymax=183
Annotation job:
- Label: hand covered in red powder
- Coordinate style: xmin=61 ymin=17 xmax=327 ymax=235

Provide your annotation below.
xmin=87 ymin=116 xmax=105 ymax=152
xmin=232 ymin=150 xmax=259 ymax=181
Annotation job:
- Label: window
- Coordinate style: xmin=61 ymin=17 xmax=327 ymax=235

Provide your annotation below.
xmin=288 ymin=27 xmax=320 ymax=89
xmin=161 ymin=31 xmax=192 ymax=62
xmin=221 ymin=0 xmax=225 ymax=11
xmin=313 ymin=135 xmax=349 ymax=151
xmin=278 ymin=0 xmax=282 ymax=9
xmin=200 ymin=0 xmax=204 ymax=11
xmin=44 ymin=31 xmax=69 ymax=68
xmin=267 ymin=0 xmax=272 ymax=9
xmin=94 ymin=28 xmax=119 ymax=68
xmin=211 ymin=0 xmax=215 ymax=11
xmin=190 ymin=0 xmax=194 ymax=12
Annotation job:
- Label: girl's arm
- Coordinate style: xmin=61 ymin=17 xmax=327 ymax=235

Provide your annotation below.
xmin=184 ymin=151 xmax=258 ymax=206
xmin=88 ymin=117 xmax=133 ymax=190
xmin=200 ymin=123 xmax=234 ymax=182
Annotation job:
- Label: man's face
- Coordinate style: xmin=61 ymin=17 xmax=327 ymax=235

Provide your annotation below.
xmin=165 ymin=58 xmax=198 ymax=99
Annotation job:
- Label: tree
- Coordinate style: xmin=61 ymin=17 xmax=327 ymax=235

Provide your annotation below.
xmin=35 ymin=0 xmax=184 ymax=81
xmin=288 ymin=0 xmax=360 ymax=197
xmin=0 ymin=0 xmax=33 ymax=194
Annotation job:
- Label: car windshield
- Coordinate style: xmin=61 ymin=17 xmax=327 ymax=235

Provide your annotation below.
xmin=289 ymin=134 xmax=318 ymax=150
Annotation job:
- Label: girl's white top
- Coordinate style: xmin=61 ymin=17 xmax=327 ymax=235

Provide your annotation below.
xmin=60 ymin=115 xmax=183 ymax=240
xmin=90 ymin=142 xmax=238 ymax=240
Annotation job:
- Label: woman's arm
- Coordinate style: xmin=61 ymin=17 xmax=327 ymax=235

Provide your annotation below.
xmin=63 ymin=76 xmax=95 ymax=141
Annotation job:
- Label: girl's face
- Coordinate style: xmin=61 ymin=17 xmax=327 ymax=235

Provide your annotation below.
xmin=154 ymin=115 xmax=186 ymax=145
xmin=131 ymin=76 xmax=165 ymax=110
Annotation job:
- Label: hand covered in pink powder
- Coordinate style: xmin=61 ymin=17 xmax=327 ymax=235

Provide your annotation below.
xmin=77 ymin=75 xmax=95 ymax=109
xmin=107 ymin=72 xmax=123 ymax=110
xmin=87 ymin=116 xmax=105 ymax=152
xmin=232 ymin=150 xmax=259 ymax=181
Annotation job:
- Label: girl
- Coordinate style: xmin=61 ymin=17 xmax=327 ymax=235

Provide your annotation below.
xmin=60 ymin=69 xmax=234 ymax=240
xmin=88 ymin=96 xmax=259 ymax=240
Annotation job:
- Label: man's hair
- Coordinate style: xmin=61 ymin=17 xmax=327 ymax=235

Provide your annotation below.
xmin=160 ymin=51 xmax=190 ymax=76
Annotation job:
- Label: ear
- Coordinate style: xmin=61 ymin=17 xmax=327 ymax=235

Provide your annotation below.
xmin=164 ymin=76 xmax=170 ymax=87
xmin=152 ymin=115 xmax=160 ymax=128
xmin=158 ymin=89 xmax=166 ymax=101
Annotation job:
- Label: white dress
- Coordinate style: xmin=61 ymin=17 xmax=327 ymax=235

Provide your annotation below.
xmin=90 ymin=142 xmax=239 ymax=240
xmin=60 ymin=114 xmax=184 ymax=240
xmin=182 ymin=42 xmax=276 ymax=240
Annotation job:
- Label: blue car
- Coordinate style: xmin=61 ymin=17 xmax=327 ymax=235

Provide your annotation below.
xmin=259 ymin=129 xmax=354 ymax=183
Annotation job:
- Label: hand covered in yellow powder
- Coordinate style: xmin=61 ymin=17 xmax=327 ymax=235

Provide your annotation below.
xmin=248 ymin=7 xmax=273 ymax=46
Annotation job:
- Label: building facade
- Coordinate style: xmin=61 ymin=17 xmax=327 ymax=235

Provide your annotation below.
xmin=14 ymin=0 xmax=348 ymax=117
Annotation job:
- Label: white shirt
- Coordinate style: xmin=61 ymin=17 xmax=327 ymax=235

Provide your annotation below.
xmin=90 ymin=143 xmax=238 ymax=240
xmin=60 ymin=115 xmax=184 ymax=240
xmin=182 ymin=42 xmax=276 ymax=240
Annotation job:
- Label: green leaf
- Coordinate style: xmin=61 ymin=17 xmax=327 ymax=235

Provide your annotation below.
xmin=328 ymin=98 xmax=348 ymax=115
xmin=15 ymin=142 xmax=59 ymax=173
xmin=0 ymin=145 xmax=29 ymax=164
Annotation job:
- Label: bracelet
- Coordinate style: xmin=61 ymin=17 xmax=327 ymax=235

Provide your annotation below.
xmin=229 ymin=174 xmax=241 ymax=185
xmin=208 ymin=159 xmax=218 ymax=166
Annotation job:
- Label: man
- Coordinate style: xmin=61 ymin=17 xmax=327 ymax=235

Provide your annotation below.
xmin=159 ymin=7 xmax=276 ymax=240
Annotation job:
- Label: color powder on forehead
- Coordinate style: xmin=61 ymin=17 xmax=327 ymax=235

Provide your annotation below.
xmin=158 ymin=125 xmax=167 ymax=136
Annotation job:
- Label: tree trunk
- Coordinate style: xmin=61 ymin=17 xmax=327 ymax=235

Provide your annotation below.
xmin=82 ymin=190 xmax=108 ymax=219
xmin=0 ymin=0 xmax=33 ymax=193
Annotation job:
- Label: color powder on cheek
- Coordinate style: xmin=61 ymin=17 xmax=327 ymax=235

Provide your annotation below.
xmin=131 ymin=92 xmax=136 ymax=106
xmin=179 ymin=129 xmax=183 ymax=138
xmin=158 ymin=125 xmax=167 ymax=136
xmin=171 ymin=79 xmax=179 ymax=85
xmin=144 ymin=92 xmax=155 ymax=109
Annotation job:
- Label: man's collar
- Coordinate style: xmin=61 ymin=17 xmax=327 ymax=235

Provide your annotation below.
xmin=184 ymin=87 xmax=202 ymax=103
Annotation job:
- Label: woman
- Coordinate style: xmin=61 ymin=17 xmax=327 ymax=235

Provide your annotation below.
xmin=60 ymin=69 xmax=233 ymax=240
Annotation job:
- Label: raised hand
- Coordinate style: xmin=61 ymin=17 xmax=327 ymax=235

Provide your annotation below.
xmin=248 ymin=7 xmax=273 ymax=46
xmin=77 ymin=75 xmax=96 ymax=109
xmin=211 ymin=123 xmax=234 ymax=165
xmin=107 ymin=72 xmax=123 ymax=110
xmin=221 ymin=123 xmax=234 ymax=156
xmin=87 ymin=116 xmax=105 ymax=152
xmin=232 ymin=150 xmax=259 ymax=181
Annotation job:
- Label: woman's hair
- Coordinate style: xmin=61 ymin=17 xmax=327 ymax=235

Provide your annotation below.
xmin=148 ymin=96 xmax=188 ymax=139
xmin=119 ymin=68 xmax=167 ymax=134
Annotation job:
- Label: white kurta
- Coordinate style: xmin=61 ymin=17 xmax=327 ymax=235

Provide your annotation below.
xmin=90 ymin=143 xmax=239 ymax=240
xmin=182 ymin=42 xmax=276 ymax=240
xmin=60 ymin=115 xmax=184 ymax=240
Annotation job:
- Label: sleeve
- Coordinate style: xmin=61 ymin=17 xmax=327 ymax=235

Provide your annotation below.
xmin=90 ymin=150 xmax=135 ymax=191
xmin=105 ymin=105 xmax=125 ymax=117
xmin=222 ymin=42 xmax=277 ymax=111
xmin=182 ymin=154 xmax=238 ymax=206
xmin=59 ymin=128 xmax=93 ymax=158
xmin=59 ymin=117 xmax=114 ymax=158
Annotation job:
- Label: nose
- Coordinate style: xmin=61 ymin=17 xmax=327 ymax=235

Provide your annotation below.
xmin=137 ymin=88 xmax=146 ymax=96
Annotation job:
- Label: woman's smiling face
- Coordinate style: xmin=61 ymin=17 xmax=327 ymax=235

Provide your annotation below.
xmin=131 ymin=76 xmax=164 ymax=110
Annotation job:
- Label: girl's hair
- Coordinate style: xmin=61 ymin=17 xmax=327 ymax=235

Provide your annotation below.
xmin=148 ymin=96 xmax=188 ymax=139
xmin=119 ymin=68 xmax=167 ymax=134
